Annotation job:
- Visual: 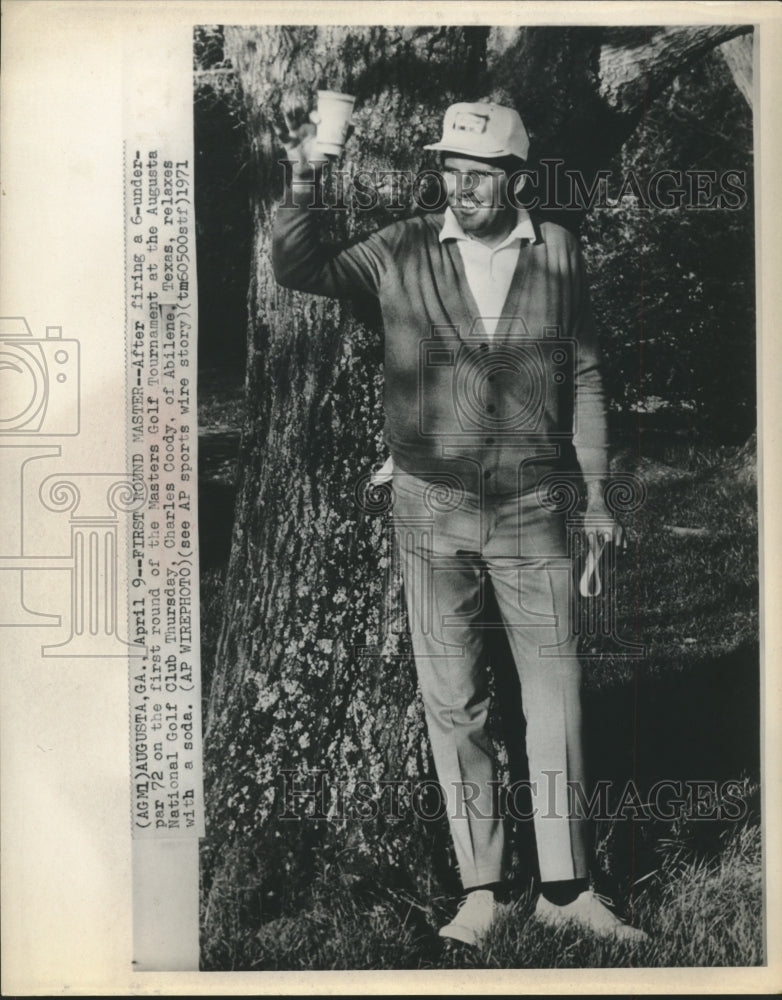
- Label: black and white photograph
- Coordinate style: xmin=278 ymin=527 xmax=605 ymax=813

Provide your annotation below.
xmin=2 ymin=2 xmax=781 ymax=994
xmin=196 ymin=19 xmax=762 ymax=970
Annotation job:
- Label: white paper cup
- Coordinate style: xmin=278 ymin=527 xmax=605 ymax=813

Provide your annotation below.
xmin=315 ymin=90 xmax=355 ymax=156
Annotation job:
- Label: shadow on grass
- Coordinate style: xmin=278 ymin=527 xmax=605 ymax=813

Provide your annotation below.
xmin=584 ymin=639 xmax=760 ymax=791
xmin=484 ymin=570 xmax=760 ymax=893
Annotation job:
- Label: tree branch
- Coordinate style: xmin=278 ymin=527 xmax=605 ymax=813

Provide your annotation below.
xmin=598 ymin=25 xmax=752 ymax=118
xmin=718 ymin=34 xmax=753 ymax=108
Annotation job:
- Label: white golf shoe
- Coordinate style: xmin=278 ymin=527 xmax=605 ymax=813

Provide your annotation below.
xmin=438 ymin=889 xmax=498 ymax=946
xmin=535 ymin=889 xmax=649 ymax=943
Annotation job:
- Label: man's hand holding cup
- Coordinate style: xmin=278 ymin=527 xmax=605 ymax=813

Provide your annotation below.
xmin=274 ymin=90 xmax=355 ymax=177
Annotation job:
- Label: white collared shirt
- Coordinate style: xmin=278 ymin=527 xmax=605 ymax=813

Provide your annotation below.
xmin=439 ymin=207 xmax=536 ymax=339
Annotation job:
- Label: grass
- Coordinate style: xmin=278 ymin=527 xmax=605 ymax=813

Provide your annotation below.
xmin=574 ymin=445 xmax=759 ymax=693
xmin=198 ymin=379 xmax=762 ymax=970
xmin=200 ymin=805 xmax=762 ymax=969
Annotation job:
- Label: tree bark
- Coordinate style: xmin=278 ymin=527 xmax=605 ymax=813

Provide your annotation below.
xmin=718 ymin=34 xmax=753 ymax=108
xmin=201 ymin=23 xmax=752 ymax=937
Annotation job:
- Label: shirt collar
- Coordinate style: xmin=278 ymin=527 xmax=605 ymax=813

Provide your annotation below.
xmin=439 ymin=206 xmax=537 ymax=248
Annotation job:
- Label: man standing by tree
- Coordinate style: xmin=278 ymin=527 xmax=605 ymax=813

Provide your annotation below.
xmin=272 ymin=99 xmax=647 ymax=947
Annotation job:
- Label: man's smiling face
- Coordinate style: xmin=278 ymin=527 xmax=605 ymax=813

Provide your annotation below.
xmin=442 ymin=155 xmax=515 ymax=243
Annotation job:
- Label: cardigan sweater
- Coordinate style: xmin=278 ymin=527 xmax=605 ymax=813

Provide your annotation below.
xmin=439 ymin=206 xmax=536 ymax=340
xmin=272 ymin=182 xmax=608 ymax=499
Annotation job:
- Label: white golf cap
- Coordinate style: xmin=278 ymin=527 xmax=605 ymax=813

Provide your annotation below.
xmin=424 ymin=101 xmax=530 ymax=161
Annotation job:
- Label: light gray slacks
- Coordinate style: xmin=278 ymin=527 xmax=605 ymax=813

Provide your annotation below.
xmin=392 ymin=470 xmax=589 ymax=888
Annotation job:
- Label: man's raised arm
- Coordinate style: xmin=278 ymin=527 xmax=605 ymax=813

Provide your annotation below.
xmin=271 ymin=115 xmax=384 ymax=300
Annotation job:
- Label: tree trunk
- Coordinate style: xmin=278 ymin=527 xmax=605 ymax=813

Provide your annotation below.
xmin=201 ymin=23 xmax=751 ymax=937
